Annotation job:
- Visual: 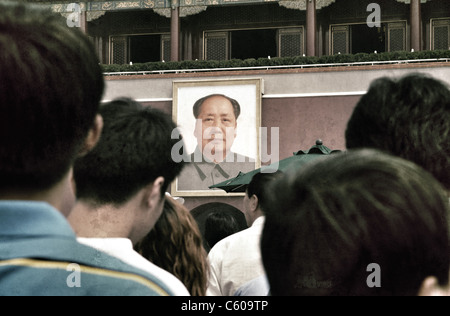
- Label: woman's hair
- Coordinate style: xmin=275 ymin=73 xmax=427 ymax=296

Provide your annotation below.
xmin=136 ymin=196 xmax=210 ymax=296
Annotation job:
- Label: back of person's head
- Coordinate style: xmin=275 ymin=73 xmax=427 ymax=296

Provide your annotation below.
xmin=135 ymin=196 xmax=209 ymax=296
xmin=204 ymin=211 xmax=242 ymax=249
xmin=74 ymin=97 xmax=185 ymax=205
xmin=246 ymin=170 xmax=284 ymax=213
xmin=345 ymin=73 xmax=450 ymax=190
xmin=261 ymin=149 xmax=450 ymax=296
xmin=0 ymin=1 xmax=104 ymax=191
xmin=191 ymin=202 xmax=248 ymax=252
xmin=98 ymin=97 xmax=143 ymax=119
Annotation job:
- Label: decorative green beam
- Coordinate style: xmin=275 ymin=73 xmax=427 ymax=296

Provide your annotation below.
xmin=27 ymin=0 xmax=349 ymax=11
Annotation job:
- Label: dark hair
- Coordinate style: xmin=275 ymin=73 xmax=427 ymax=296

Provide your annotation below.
xmin=204 ymin=211 xmax=242 ymax=249
xmin=99 ymin=97 xmax=143 ymax=119
xmin=74 ymin=97 xmax=185 ymax=205
xmin=261 ymin=149 xmax=450 ymax=296
xmin=0 ymin=2 xmax=104 ymax=190
xmin=345 ymin=73 xmax=450 ymax=190
xmin=190 ymin=202 xmax=248 ymax=252
xmin=193 ymin=94 xmax=241 ymax=119
xmin=246 ymin=170 xmax=284 ymax=213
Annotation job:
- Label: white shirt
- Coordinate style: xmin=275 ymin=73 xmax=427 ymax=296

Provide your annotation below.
xmin=234 ymin=274 xmax=270 ymax=296
xmin=206 ymin=216 xmax=266 ymax=296
xmin=77 ymin=237 xmax=190 ymax=296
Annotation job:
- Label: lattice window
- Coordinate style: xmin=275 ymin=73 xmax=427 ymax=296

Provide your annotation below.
xmin=278 ymin=28 xmax=304 ymax=57
xmin=110 ymin=36 xmax=128 ymax=65
xmin=204 ymin=32 xmax=229 ymax=61
xmin=387 ymin=22 xmax=406 ymax=52
xmin=161 ymin=35 xmax=171 ymax=62
xmin=198 ymin=4 xmax=300 ymax=28
xmin=331 ymin=25 xmax=349 ymax=55
xmin=432 ymin=19 xmax=450 ymax=51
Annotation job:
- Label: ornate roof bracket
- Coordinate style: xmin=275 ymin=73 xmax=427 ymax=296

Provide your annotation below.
xmin=395 ymin=0 xmax=429 ymax=3
xmin=179 ymin=5 xmax=207 ymax=17
xmin=154 ymin=5 xmax=207 ymax=17
xmin=278 ymin=0 xmax=336 ymax=11
xmin=153 ymin=8 xmax=171 ymax=17
xmin=40 ymin=0 xmax=430 ymax=19
xmin=50 ymin=3 xmax=107 ymax=22
xmin=57 ymin=10 xmax=106 ymax=21
xmin=87 ymin=11 xmax=107 ymax=21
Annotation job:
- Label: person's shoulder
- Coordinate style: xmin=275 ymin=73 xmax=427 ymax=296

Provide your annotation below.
xmin=74 ymin=238 xmax=189 ymax=296
xmin=122 ymin=246 xmax=191 ymax=296
xmin=0 ymin=258 xmax=172 ymax=296
xmin=135 ymin=258 xmax=191 ymax=296
xmin=77 ymin=238 xmax=189 ymax=296
xmin=0 ymin=237 xmax=177 ymax=296
xmin=209 ymin=227 xmax=250 ymax=252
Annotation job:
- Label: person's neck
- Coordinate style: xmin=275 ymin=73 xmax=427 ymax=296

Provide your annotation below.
xmin=248 ymin=212 xmax=264 ymax=227
xmin=0 ymin=169 xmax=76 ymax=217
xmin=68 ymin=201 xmax=136 ymax=242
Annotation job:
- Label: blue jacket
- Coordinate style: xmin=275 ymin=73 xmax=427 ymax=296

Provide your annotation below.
xmin=0 ymin=201 xmax=174 ymax=296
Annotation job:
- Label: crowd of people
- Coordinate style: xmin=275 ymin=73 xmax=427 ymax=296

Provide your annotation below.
xmin=0 ymin=1 xmax=449 ymax=296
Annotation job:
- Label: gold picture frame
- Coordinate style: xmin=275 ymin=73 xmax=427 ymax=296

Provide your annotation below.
xmin=171 ymin=78 xmax=263 ymax=197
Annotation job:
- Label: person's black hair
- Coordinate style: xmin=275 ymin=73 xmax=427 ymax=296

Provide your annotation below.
xmin=74 ymin=97 xmax=185 ymax=205
xmin=99 ymin=97 xmax=144 ymax=119
xmin=190 ymin=202 xmax=248 ymax=252
xmin=345 ymin=73 xmax=450 ymax=190
xmin=193 ymin=94 xmax=241 ymax=120
xmin=261 ymin=149 xmax=450 ymax=296
xmin=204 ymin=211 xmax=242 ymax=249
xmin=0 ymin=1 xmax=104 ymax=191
xmin=246 ymin=170 xmax=284 ymax=213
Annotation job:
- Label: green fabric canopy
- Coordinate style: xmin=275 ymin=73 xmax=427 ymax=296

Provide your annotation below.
xmin=209 ymin=140 xmax=342 ymax=193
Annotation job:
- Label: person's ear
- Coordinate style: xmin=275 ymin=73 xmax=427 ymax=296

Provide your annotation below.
xmin=145 ymin=176 xmax=165 ymax=211
xmin=249 ymin=194 xmax=259 ymax=212
xmin=78 ymin=114 xmax=103 ymax=157
xmin=418 ymin=276 xmax=450 ymax=296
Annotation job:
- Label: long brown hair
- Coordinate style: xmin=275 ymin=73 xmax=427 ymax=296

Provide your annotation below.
xmin=136 ymin=196 xmax=209 ymax=296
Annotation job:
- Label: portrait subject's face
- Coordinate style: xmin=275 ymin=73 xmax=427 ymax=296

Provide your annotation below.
xmin=194 ymin=95 xmax=237 ymax=163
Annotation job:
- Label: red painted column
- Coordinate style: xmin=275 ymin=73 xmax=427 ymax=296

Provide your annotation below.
xmin=171 ymin=6 xmax=180 ymax=61
xmin=410 ymin=0 xmax=421 ymax=51
xmin=306 ymin=0 xmax=317 ymax=56
xmin=80 ymin=11 xmax=87 ymax=34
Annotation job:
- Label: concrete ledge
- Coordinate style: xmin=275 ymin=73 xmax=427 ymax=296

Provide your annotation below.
xmin=103 ymin=62 xmax=450 ymax=102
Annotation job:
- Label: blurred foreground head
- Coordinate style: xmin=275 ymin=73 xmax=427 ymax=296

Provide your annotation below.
xmin=0 ymin=1 xmax=104 ymax=191
xmin=346 ymin=73 xmax=450 ymax=191
xmin=262 ymin=149 xmax=450 ymax=296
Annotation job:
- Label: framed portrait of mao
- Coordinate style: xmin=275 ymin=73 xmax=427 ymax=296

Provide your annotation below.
xmin=171 ymin=78 xmax=263 ymax=197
